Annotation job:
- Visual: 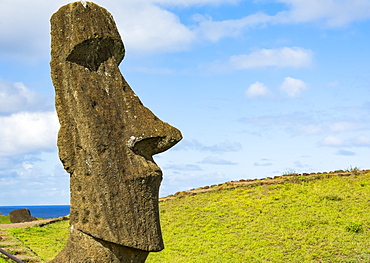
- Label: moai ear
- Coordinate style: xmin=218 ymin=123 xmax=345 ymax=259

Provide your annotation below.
xmin=66 ymin=37 xmax=125 ymax=71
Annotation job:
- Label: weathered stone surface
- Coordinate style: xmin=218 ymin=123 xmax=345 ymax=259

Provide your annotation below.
xmin=51 ymin=230 xmax=149 ymax=263
xmin=9 ymin=209 xmax=37 ymax=223
xmin=49 ymin=1 xmax=182 ymax=262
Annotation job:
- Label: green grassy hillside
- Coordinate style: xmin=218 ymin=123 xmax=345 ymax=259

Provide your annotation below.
xmin=147 ymin=172 xmax=370 ymax=262
xmin=0 ymin=216 xmax=11 ymax=224
xmin=2 ymin=171 xmax=370 ymax=262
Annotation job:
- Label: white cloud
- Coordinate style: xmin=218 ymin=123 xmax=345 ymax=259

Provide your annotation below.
xmin=298 ymin=121 xmax=366 ymax=135
xmin=175 ymin=139 xmax=242 ymax=153
xmin=165 ymin=164 xmax=203 ymax=171
xmin=1 ymin=0 xmax=369 ymax=60
xmin=0 ymin=0 xmax=66 ymax=59
xmin=200 ymin=156 xmax=237 ymax=165
xmin=194 ymin=12 xmax=272 ymax=42
xmin=240 ymin=112 xmax=313 ymax=127
xmin=329 ymin=121 xmax=363 ymax=132
xmin=246 ymin=82 xmax=271 ymax=98
xmin=0 ymin=0 xmax=195 ymax=58
xmin=116 ymin=0 xmax=370 ymax=53
xmin=230 ymin=47 xmax=312 ymax=69
xmin=320 ymin=136 xmax=345 ymax=147
xmin=0 ymin=157 xmax=69 ymax=205
xmin=280 ymin=77 xmax=308 ymax=97
xmin=175 ymin=139 xmax=203 ymax=151
xmin=153 ymin=0 xmax=241 ymax=7
xmin=240 ymin=110 xmax=370 ymax=138
xmin=319 ymin=134 xmax=370 ymax=148
xmin=113 ymin=2 xmax=195 ymax=53
xmin=202 ymin=140 xmax=243 ymax=152
xmin=352 ymin=134 xmax=370 ymax=147
xmin=275 ymin=0 xmax=370 ymax=27
xmin=189 ymin=0 xmax=370 ymax=44
xmin=0 ymin=111 xmax=59 ymax=156
xmin=0 ymin=79 xmax=50 ymax=113
xmin=297 ymin=124 xmax=322 ymax=135
xmin=254 ymin=161 xmax=273 ymax=167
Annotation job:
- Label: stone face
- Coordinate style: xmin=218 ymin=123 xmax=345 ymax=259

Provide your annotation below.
xmin=49 ymin=1 xmax=182 ymax=262
xmin=9 ymin=209 xmax=37 ymax=223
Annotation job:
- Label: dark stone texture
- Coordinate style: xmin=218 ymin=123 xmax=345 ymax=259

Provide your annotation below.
xmin=9 ymin=209 xmax=37 ymax=223
xmin=49 ymin=1 xmax=182 ymax=262
xmin=51 ymin=230 xmax=149 ymax=263
xmin=66 ymin=37 xmax=124 ymax=71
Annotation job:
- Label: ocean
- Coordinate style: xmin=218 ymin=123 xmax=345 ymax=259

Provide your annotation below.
xmin=0 ymin=205 xmax=70 ymax=219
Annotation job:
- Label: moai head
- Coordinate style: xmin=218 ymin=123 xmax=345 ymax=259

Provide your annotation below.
xmin=50 ymin=1 xmax=182 ymax=254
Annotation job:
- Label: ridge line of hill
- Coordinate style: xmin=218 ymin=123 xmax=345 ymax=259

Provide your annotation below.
xmin=159 ymin=169 xmax=370 ymax=202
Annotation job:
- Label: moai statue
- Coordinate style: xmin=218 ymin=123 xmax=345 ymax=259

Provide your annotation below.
xmin=49 ymin=2 xmax=182 ymax=262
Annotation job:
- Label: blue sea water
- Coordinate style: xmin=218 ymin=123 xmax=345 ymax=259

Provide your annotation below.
xmin=0 ymin=205 xmax=70 ymax=219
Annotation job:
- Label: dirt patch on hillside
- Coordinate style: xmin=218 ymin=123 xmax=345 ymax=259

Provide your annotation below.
xmin=0 ymin=216 xmax=69 ymax=229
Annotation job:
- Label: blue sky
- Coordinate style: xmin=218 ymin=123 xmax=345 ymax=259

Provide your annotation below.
xmin=1 ymin=0 xmax=370 ymax=205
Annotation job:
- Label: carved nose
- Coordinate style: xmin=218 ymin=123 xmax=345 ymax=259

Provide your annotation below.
xmin=127 ymin=125 xmax=182 ymax=161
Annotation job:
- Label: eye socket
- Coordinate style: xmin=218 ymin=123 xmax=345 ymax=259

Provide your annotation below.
xmin=66 ymin=37 xmax=125 ymax=71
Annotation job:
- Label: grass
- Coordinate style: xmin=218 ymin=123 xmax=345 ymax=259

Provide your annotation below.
xmin=147 ymin=172 xmax=370 ymax=262
xmin=1 ymin=172 xmax=370 ymax=262
xmin=5 ymin=221 xmax=69 ymax=262
xmin=0 ymin=216 xmax=11 ymax=224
